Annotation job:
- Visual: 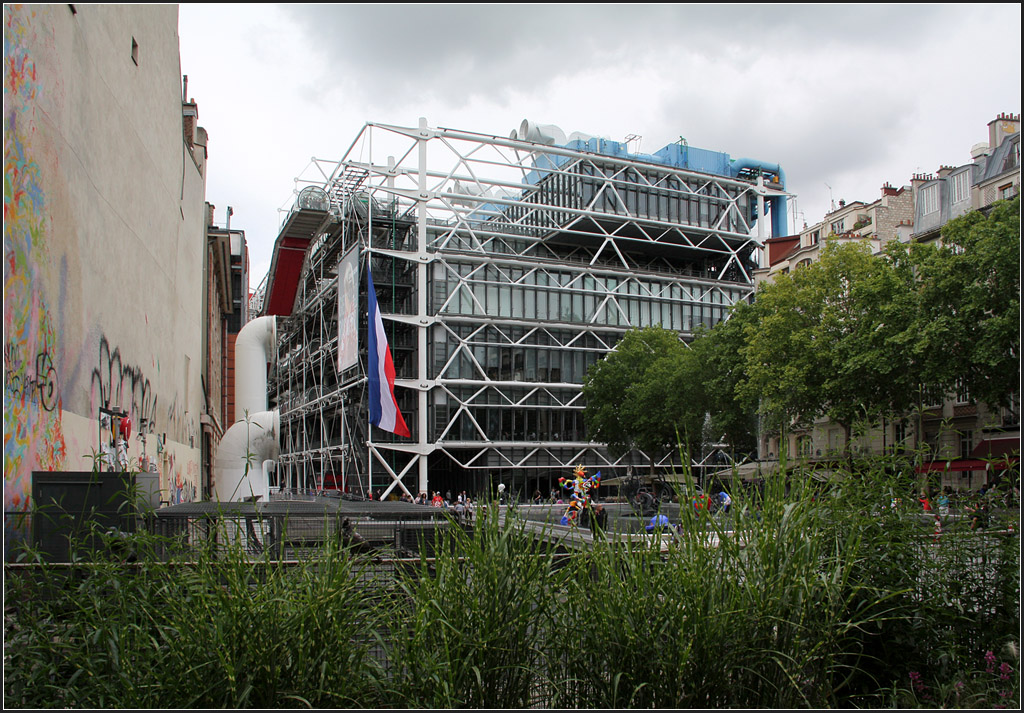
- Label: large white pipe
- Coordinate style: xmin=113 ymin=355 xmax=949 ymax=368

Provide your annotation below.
xmin=234 ymin=315 xmax=276 ymax=423
xmin=215 ymin=410 xmax=279 ymax=502
xmin=214 ymin=315 xmax=279 ymax=502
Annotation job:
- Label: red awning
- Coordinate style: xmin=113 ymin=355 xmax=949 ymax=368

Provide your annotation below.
xmin=971 ymin=437 xmax=1020 ymax=460
xmin=916 ymin=457 xmax=1019 ymax=473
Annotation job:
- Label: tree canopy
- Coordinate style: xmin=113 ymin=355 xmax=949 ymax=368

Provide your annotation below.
xmin=581 ymin=327 xmax=692 ymax=464
xmin=739 ymin=240 xmax=924 ymax=437
xmin=582 ymin=197 xmax=1020 ymax=460
xmin=922 ymin=196 xmax=1020 ymax=413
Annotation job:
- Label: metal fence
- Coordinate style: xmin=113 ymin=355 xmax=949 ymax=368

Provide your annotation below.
xmin=4 ymin=497 xmax=459 ymax=564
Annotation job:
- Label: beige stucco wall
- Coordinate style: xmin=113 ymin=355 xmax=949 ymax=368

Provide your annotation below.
xmin=4 ymin=4 xmax=206 ymax=514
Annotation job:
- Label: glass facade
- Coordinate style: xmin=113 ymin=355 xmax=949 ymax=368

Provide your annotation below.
xmin=270 ymin=122 xmax=785 ymax=499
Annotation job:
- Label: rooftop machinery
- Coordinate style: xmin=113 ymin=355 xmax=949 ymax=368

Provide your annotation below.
xmin=262 ymin=118 xmax=789 ymax=500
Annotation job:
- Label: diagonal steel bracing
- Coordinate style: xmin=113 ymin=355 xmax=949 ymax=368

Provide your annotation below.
xmin=273 ymin=120 xmax=782 ymax=495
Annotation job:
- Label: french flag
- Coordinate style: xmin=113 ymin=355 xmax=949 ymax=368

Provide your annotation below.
xmin=367 ymin=266 xmax=411 ymax=437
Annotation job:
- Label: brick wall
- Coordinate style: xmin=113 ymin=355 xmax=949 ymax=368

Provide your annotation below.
xmin=225 ymin=333 xmax=238 ymax=424
xmin=874 ymin=186 xmax=914 ymax=244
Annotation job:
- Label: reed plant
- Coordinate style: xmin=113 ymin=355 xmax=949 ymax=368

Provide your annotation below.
xmin=545 ymin=464 xmax=906 ymax=708
xmin=4 ymin=457 xmax=1018 ymax=708
xmin=4 ymin=519 xmax=387 ymax=708
xmin=383 ymin=510 xmax=559 ymax=708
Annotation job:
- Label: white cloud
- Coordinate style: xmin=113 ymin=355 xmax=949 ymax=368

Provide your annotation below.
xmin=178 ymin=3 xmax=1021 ymax=282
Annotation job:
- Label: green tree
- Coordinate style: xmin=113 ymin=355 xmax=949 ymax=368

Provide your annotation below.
xmin=689 ymin=302 xmax=759 ymax=457
xmin=741 ymin=241 xmax=923 ymax=452
xmin=737 ymin=259 xmax=827 ymax=437
xmin=815 ymin=240 xmax=923 ymax=431
xmin=582 ymin=327 xmax=691 ymax=472
xmin=925 ymin=196 xmax=1021 ymax=414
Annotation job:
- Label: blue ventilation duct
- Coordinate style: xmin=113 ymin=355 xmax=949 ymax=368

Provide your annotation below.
xmin=517 ymin=120 xmax=788 ymax=237
xmin=729 ymin=158 xmax=788 ymax=237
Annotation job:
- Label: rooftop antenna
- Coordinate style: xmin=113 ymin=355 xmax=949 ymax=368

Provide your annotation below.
xmin=790 ymin=198 xmax=805 ymax=231
xmin=825 ymin=182 xmax=835 ymax=212
xmin=624 ymin=133 xmax=642 ymax=152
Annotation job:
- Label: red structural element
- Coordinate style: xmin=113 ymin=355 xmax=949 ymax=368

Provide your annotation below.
xmin=262 ymin=206 xmax=330 ymax=316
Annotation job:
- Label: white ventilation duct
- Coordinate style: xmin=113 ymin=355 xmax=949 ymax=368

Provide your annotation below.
xmin=518 ymin=120 xmax=567 ymax=146
xmin=214 ymin=410 xmax=279 ymax=502
xmin=451 ymin=179 xmax=491 ymax=207
xmin=214 ymin=315 xmax=279 ymax=502
xmin=567 ymin=130 xmax=598 ymax=144
xmin=234 ymin=315 xmax=276 ymax=422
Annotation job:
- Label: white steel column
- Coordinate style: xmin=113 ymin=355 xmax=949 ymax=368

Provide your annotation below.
xmin=756 ymin=174 xmax=766 ymax=245
xmin=416 ymin=118 xmax=430 ymax=495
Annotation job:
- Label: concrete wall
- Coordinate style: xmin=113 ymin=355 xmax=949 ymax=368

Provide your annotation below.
xmin=4 ymin=5 xmax=207 ymax=517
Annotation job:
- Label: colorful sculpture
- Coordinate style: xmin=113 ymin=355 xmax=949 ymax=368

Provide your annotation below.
xmin=558 ymin=464 xmax=601 ymax=526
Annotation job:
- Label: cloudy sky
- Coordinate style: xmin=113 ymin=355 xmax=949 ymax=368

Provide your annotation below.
xmin=178 ymin=4 xmax=1021 ymax=286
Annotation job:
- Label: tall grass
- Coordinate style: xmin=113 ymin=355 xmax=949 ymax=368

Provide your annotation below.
xmin=4 ymin=458 xmax=1018 ymax=708
xmin=4 ymin=523 xmax=387 ymax=708
xmin=384 ymin=510 xmax=559 ymax=708
xmin=547 ymin=469 xmax=906 ymax=708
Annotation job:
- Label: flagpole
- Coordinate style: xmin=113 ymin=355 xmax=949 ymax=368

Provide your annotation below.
xmin=366 ymin=248 xmax=372 ymax=500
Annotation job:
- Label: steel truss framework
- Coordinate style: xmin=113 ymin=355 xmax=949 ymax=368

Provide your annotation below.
xmin=270 ymin=119 xmax=786 ymax=499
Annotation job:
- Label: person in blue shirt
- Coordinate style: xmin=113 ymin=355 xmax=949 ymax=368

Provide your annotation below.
xmin=646 ymin=513 xmax=671 ymax=532
xmin=719 ymin=490 xmax=732 ymax=514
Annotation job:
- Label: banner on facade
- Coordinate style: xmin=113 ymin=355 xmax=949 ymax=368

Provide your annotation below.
xmin=337 ymin=247 xmax=359 ymax=372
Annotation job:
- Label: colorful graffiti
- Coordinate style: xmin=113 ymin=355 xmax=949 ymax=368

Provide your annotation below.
xmin=164 ymin=450 xmax=198 ymax=505
xmin=89 ymin=336 xmax=160 ymax=433
xmin=5 ymin=7 xmax=203 ymax=519
xmin=4 ymin=6 xmax=67 ymax=514
xmin=87 ymin=334 xmax=200 ymax=501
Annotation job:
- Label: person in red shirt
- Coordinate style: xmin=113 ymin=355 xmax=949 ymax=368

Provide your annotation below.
xmin=919 ymin=490 xmax=932 ymax=512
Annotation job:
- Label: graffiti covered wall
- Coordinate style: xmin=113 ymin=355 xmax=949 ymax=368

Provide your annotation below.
xmin=4 ymin=5 xmax=68 ymax=512
xmin=3 ymin=5 xmax=208 ymax=518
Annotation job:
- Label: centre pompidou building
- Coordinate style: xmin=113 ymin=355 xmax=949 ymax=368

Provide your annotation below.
xmin=259 ymin=118 xmax=788 ymax=500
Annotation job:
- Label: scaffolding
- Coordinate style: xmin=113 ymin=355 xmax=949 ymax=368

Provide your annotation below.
xmin=266 ymin=118 xmax=789 ymax=500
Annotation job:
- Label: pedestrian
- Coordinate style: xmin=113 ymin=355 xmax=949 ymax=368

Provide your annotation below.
xmin=646 ymin=512 xmax=672 ymax=532
xmin=969 ymin=498 xmax=990 ymax=531
xmin=719 ymin=490 xmax=732 ymax=514
xmin=590 ymin=503 xmax=608 ymax=536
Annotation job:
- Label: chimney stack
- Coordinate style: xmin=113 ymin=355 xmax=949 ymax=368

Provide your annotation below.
xmin=988 ymin=112 xmax=1021 ymax=150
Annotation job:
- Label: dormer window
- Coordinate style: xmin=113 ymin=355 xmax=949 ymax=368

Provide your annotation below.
xmin=1004 ymin=139 xmax=1020 ymax=171
xmin=951 ymin=171 xmax=970 ymax=204
xmin=920 ymin=184 xmax=939 ymax=214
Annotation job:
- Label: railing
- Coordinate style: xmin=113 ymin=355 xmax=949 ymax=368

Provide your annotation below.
xmin=4 ymin=505 xmax=456 ymax=563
